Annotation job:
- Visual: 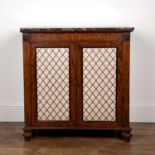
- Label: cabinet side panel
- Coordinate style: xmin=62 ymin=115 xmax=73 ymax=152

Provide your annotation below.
xmin=23 ymin=40 xmax=32 ymax=127
xmin=122 ymin=38 xmax=130 ymax=127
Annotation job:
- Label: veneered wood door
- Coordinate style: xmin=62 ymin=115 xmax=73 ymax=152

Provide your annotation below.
xmin=76 ymin=42 xmax=124 ymax=128
xmin=30 ymin=42 xmax=76 ymax=127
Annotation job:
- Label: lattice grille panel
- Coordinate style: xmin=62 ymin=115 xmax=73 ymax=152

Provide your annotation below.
xmin=83 ymin=48 xmax=117 ymax=121
xmin=36 ymin=48 xmax=69 ymax=121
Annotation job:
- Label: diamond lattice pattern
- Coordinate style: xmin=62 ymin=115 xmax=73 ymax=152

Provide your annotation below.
xmin=36 ymin=48 xmax=69 ymax=121
xmin=83 ymin=48 xmax=117 ymax=121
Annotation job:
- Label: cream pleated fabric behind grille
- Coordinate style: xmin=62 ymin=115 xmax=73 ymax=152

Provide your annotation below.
xmin=36 ymin=48 xmax=69 ymax=121
xmin=83 ymin=48 xmax=117 ymax=121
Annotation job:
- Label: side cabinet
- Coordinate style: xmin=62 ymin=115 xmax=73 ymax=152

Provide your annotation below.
xmin=20 ymin=28 xmax=134 ymax=142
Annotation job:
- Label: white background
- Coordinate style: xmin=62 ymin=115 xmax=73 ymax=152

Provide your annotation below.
xmin=0 ymin=0 xmax=155 ymax=122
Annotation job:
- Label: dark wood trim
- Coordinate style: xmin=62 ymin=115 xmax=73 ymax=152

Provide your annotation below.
xmin=20 ymin=27 xmax=134 ymax=33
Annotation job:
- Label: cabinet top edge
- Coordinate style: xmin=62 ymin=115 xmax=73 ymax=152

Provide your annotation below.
xmin=20 ymin=27 xmax=134 ymax=33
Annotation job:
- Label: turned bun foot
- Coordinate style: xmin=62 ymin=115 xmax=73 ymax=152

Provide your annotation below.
xmin=23 ymin=128 xmax=32 ymax=142
xmin=121 ymin=128 xmax=132 ymax=142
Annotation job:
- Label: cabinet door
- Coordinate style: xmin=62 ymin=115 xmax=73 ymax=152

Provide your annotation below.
xmin=76 ymin=42 xmax=123 ymax=128
xmin=31 ymin=42 xmax=76 ymax=127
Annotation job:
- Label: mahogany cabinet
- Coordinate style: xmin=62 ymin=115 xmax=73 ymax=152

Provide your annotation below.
xmin=20 ymin=28 xmax=134 ymax=142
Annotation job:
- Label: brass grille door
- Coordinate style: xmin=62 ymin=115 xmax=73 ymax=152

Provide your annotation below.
xmin=77 ymin=42 xmax=123 ymax=127
xmin=31 ymin=42 xmax=76 ymax=127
